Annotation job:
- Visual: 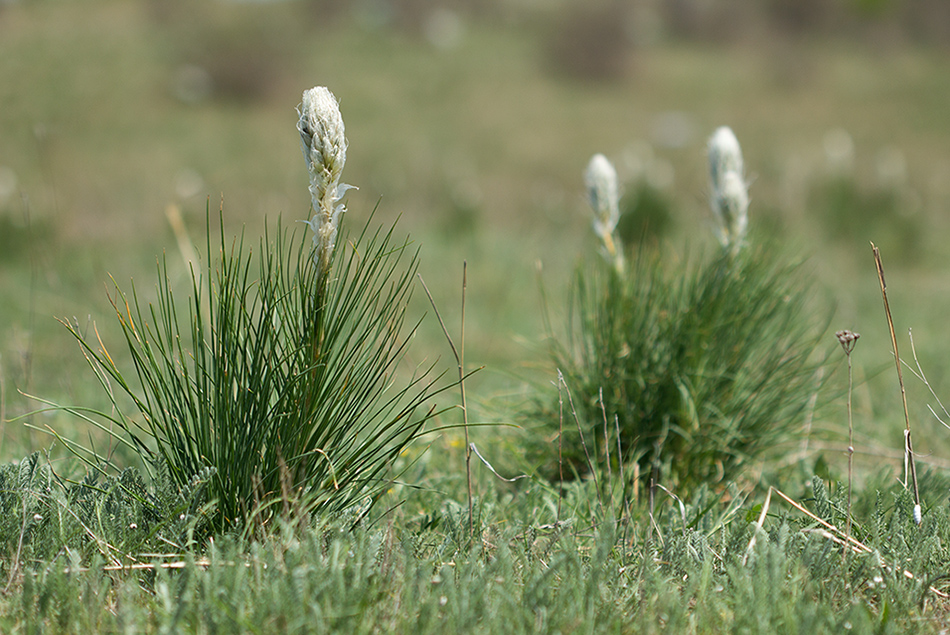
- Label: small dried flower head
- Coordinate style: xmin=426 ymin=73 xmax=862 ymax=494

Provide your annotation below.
xmin=584 ymin=153 xmax=624 ymax=271
xmin=835 ymin=329 xmax=860 ymax=355
xmin=707 ymin=126 xmax=749 ymax=250
xmin=297 ymin=86 xmax=355 ymax=275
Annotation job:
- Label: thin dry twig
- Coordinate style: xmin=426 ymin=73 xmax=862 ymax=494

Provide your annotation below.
xmin=742 ymin=486 xmax=772 ymax=565
xmin=600 ymin=389 xmax=611 ymax=495
xmin=62 ymin=558 xmax=214 ymax=574
xmin=419 ymin=264 xmax=474 ymax=539
xmin=468 ymin=443 xmax=528 ymax=483
xmin=835 ymin=328 xmax=859 ymax=560
xmin=871 ymin=243 xmax=921 ymax=524
xmin=557 ymin=377 xmax=564 ymax=521
xmin=558 ymin=369 xmax=604 ymax=517
xmin=767 ymin=486 xmax=948 ymax=599
xmin=905 ymin=329 xmax=950 ymax=430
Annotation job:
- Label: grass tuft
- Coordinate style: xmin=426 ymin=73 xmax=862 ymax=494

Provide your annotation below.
xmin=538 ymin=237 xmax=828 ymax=493
xmin=44 ymin=208 xmax=447 ymax=532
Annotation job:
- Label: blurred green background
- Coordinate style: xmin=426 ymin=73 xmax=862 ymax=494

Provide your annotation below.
xmin=3 ymin=0 xmax=950 ymax=477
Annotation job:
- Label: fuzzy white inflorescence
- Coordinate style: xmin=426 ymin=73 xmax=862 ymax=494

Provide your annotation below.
xmin=585 ymin=153 xmax=623 ymax=271
xmin=298 ymin=86 xmax=355 ymax=275
xmin=707 ymin=126 xmax=749 ymax=250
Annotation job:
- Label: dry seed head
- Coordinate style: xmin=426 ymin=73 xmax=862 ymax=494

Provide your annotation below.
xmin=835 ymin=329 xmax=860 ymax=355
xmin=297 ymin=86 xmax=355 ymax=275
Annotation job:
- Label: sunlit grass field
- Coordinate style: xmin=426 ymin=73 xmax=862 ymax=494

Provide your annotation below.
xmin=5 ymin=1 xmax=950 ymax=465
xmin=4 ymin=1 xmax=950 ymax=630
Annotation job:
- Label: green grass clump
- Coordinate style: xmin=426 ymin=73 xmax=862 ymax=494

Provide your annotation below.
xmin=543 ymin=239 xmax=826 ymax=491
xmin=47 ymin=211 xmax=444 ymax=533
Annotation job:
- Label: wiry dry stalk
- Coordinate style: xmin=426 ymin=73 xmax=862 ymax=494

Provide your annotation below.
xmin=765 ymin=486 xmax=948 ymax=600
xmin=871 ymin=243 xmax=921 ymax=525
xmin=557 ymin=376 xmax=564 ymax=521
xmin=460 ymin=263 xmax=472 ymax=538
xmin=419 ymin=263 xmax=474 ymax=540
xmin=835 ymin=328 xmax=859 ymax=562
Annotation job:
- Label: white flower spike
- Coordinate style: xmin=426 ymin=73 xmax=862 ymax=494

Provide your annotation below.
xmin=707 ymin=126 xmax=749 ymax=251
xmin=708 ymin=127 xmax=743 ymax=189
xmin=298 ymin=86 xmax=356 ymax=276
xmin=586 ymin=154 xmax=619 ymax=237
xmin=585 ymin=153 xmax=624 ymax=272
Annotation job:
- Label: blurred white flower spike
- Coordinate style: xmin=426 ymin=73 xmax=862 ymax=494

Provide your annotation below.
xmin=298 ymin=86 xmax=356 ymax=276
xmin=707 ymin=126 xmax=749 ymax=251
xmin=585 ymin=153 xmax=624 ymax=272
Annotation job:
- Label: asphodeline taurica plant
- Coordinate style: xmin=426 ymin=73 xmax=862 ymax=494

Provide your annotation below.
xmin=298 ymin=86 xmax=356 ymax=277
xmin=540 ymin=129 xmax=824 ymax=494
xmin=585 ymin=153 xmax=624 ymax=272
xmin=56 ymin=85 xmax=441 ymax=532
xmin=707 ymin=126 xmax=749 ymax=251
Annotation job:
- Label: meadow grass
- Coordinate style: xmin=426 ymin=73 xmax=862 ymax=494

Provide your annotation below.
xmin=2 ymin=470 xmax=950 ymax=633
xmin=535 ymin=237 xmax=827 ymax=493
xmin=530 ymin=134 xmax=826 ymax=505
xmin=3 ymin=2 xmax=950 ymax=631
xmin=42 ymin=211 xmax=444 ymax=534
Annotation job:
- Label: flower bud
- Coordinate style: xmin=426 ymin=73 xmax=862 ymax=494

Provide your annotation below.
xmin=713 ymin=170 xmax=748 ymax=245
xmin=707 ymin=126 xmax=749 ymax=250
xmin=585 ymin=153 xmax=624 ymax=271
xmin=297 ymin=87 xmax=355 ymax=275
xmin=585 ymin=153 xmax=620 ymax=238
xmin=708 ymin=126 xmax=743 ymax=188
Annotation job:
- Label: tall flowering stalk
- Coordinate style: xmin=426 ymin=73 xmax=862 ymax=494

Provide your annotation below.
xmin=707 ymin=126 xmax=749 ymax=251
xmin=585 ymin=153 xmax=624 ymax=273
xmin=540 ymin=130 xmax=825 ymax=498
xmin=52 ymin=86 xmax=442 ymax=532
xmin=298 ymin=86 xmax=355 ymax=277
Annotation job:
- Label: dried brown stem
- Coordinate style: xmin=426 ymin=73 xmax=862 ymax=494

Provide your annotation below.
xmin=835 ymin=328 xmax=859 ymax=562
xmin=418 ymin=263 xmax=473 ymax=539
xmin=871 ymin=243 xmax=921 ymax=522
